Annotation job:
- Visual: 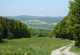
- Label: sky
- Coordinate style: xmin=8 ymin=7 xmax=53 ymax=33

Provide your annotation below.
xmin=0 ymin=0 xmax=69 ymax=16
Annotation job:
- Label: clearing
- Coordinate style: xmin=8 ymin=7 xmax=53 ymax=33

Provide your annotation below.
xmin=0 ymin=37 xmax=71 ymax=55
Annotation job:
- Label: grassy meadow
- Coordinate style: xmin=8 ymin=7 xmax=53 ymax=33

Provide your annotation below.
xmin=0 ymin=37 xmax=71 ymax=55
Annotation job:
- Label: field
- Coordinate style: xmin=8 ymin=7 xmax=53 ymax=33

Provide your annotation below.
xmin=71 ymin=47 xmax=80 ymax=55
xmin=0 ymin=37 xmax=71 ymax=55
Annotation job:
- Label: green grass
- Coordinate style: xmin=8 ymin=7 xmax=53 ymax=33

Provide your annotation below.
xmin=71 ymin=47 xmax=80 ymax=55
xmin=0 ymin=37 xmax=71 ymax=55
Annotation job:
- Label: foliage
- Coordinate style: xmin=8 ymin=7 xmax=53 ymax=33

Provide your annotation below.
xmin=0 ymin=16 xmax=31 ymax=41
xmin=53 ymin=0 xmax=80 ymax=47
xmin=30 ymin=28 xmax=51 ymax=37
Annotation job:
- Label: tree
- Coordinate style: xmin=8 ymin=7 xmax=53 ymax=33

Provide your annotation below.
xmin=68 ymin=0 xmax=80 ymax=47
xmin=0 ymin=17 xmax=8 ymax=41
xmin=53 ymin=0 xmax=80 ymax=47
xmin=0 ymin=16 xmax=31 ymax=41
xmin=11 ymin=21 xmax=31 ymax=38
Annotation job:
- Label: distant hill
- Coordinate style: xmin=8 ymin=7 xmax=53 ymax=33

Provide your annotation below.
xmin=8 ymin=15 xmax=63 ymax=30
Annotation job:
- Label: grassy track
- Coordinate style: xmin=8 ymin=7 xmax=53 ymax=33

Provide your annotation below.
xmin=0 ymin=37 xmax=71 ymax=55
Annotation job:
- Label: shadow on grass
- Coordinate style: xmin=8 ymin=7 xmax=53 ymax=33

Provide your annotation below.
xmin=0 ymin=39 xmax=8 ymax=44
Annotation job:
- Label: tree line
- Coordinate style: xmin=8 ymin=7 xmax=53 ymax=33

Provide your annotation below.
xmin=0 ymin=16 xmax=31 ymax=41
xmin=53 ymin=0 xmax=80 ymax=47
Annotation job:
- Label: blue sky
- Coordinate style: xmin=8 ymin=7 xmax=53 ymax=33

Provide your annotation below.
xmin=0 ymin=0 xmax=69 ymax=16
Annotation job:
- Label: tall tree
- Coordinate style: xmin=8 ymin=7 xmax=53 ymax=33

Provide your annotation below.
xmin=53 ymin=0 xmax=80 ymax=47
xmin=70 ymin=0 xmax=80 ymax=47
xmin=0 ymin=16 xmax=31 ymax=41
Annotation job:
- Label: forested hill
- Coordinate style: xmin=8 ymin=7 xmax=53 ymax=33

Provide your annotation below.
xmin=8 ymin=15 xmax=63 ymax=29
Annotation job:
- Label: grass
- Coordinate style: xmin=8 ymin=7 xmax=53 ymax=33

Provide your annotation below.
xmin=0 ymin=37 xmax=71 ymax=55
xmin=71 ymin=47 xmax=80 ymax=55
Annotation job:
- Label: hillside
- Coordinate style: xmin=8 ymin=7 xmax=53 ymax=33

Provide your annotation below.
xmin=0 ymin=37 xmax=71 ymax=55
xmin=8 ymin=15 xmax=63 ymax=30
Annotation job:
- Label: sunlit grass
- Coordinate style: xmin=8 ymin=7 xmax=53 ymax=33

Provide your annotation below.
xmin=71 ymin=47 xmax=80 ymax=55
xmin=0 ymin=37 xmax=71 ymax=55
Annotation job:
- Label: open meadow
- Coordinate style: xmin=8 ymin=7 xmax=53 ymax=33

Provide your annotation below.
xmin=0 ymin=37 xmax=71 ymax=55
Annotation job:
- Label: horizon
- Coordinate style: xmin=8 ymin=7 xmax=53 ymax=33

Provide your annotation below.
xmin=0 ymin=14 xmax=66 ymax=17
xmin=0 ymin=0 xmax=69 ymax=16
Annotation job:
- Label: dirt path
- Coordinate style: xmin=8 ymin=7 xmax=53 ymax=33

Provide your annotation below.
xmin=51 ymin=42 xmax=78 ymax=55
